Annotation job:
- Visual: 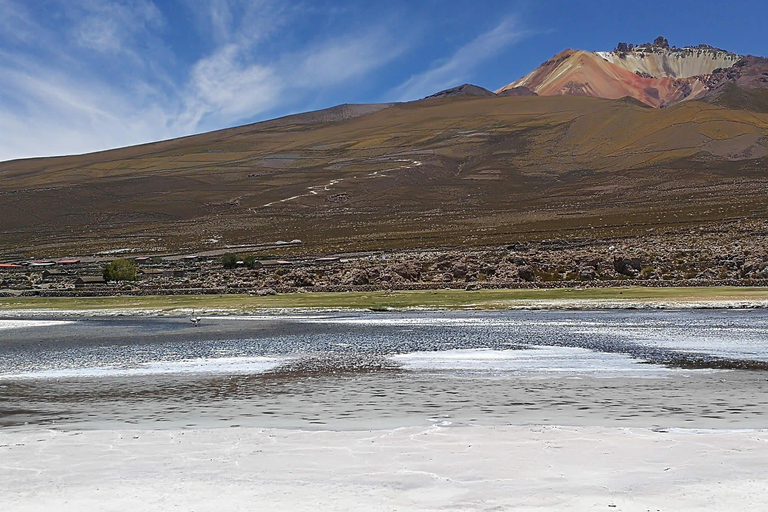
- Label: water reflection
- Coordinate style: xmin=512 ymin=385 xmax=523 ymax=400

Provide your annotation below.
xmin=2 ymin=368 xmax=768 ymax=431
xmin=1 ymin=310 xmax=768 ymax=431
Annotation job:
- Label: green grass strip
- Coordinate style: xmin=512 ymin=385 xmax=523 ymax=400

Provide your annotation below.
xmin=2 ymin=287 xmax=768 ymax=312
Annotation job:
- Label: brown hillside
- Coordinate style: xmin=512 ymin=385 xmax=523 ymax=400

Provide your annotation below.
xmin=1 ymin=95 xmax=767 ymax=258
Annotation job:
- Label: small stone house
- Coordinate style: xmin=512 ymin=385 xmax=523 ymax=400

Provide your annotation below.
xmin=42 ymin=269 xmax=66 ymax=281
xmin=74 ymin=276 xmax=107 ymax=288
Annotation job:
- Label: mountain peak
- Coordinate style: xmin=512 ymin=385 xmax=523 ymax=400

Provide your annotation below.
xmin=496 ymin=39 xmax=758 ymax=108
xmin=423 ymin=84 xmax=496 ymax=100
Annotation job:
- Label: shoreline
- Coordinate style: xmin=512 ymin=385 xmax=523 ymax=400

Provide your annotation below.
xmin=3 ymin=286 xmax=768 ymax=316
xmin=2 ymin=424 xmax=766 ymax=511
xmin=3 ymin=301 xmax=768 ymax=319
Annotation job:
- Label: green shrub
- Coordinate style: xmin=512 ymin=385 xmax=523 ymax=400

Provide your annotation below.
xmin=221 ymin=253 xmax=238 ymax=269
xmin=243 ymin=255 xmax=257 ymax=269
xmin=103 ymin=258 xmax=138 ymax=282
xmin=534 ymin=270 xmax=559 ymax=282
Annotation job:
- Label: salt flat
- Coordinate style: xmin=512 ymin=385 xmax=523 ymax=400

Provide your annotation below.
xmin=2 ymin=310 xmax=767 ymax=510
xmin=1 ymin=425 xmax=766 ymax=511
xmin=0 ymin=319 xmax=74 ymax=330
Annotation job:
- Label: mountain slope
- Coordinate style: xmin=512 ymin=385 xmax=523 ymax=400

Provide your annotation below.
xmin=699 ymin=55 xmax=768 ymax=112
xmin=2 ymin=94 xmax=768 ymax=257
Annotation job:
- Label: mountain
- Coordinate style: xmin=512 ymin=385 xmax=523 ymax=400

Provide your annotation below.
xmin=424 ymin=84 xmax=496 ymax=100
xmin=3 ymin=38 xmax=768 ymax=258
xmin=497 ymin=37 xmax=768 ymax=110
xmin=2 ymin=92 xmax=768 ymax=258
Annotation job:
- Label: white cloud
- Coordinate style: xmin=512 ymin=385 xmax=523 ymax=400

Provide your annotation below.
xmin=71 ymin=0 xmax=164 ymax=54
xmin=0 ymin=61 xmax=179 ymax=161
xmin=182 ymin=44 xmax=281 ymax=127
xmin=292 ymin=29 xmax=407 ymax=88
xmin=188 ymin=0 xmax=286 ymax=48
xmin=391 ymin=17 xmax=529 ymax=101
xmin=208 ymin=0 xmax=236 ymax=44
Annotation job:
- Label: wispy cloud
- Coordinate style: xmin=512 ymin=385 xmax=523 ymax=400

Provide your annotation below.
xmin=291 ymin=29 xmax=408 ymax=88
xmin=181 ymin=44 xmax=281 ymax=128
xmin=390 ymin=17 xmax=530 ymax=101
xmin=0 ymin=64 xmax=176 ymax=160
xmin=188 ymin=0 xmax=287 ymax=48
xmin=0 ymin=0 xmax=38 ymax=43
xmin=71 ymin=0 xmax=163 ymax=55
xmin=0 ymin=0 xmax=177 ymax=160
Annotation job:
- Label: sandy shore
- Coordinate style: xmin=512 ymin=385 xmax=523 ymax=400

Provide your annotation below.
xmin=1 ymin=425 xmax=766 ymax=511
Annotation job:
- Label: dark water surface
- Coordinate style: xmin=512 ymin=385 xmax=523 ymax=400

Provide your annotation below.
xmin=1 ymin=310 xmax=767 ymax=430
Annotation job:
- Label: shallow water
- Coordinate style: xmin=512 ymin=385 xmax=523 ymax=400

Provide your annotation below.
xmin=1 ymin=310 xmax=767 ymax=430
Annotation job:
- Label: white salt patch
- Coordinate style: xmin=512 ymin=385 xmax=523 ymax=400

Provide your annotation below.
xmin=575 ymin=326 xmax=768 ymax=361
xmin=0 ymin=320 xmax=74 ymax=330
xmin=393 ymin=346 xmax=679 ymax=377
xmin=298 ymin=317 xmax=523 ymax=326
xmin=3 ymin=426 xmax=766 ymax=512
xmin=662 ymin=428 xmax=764 ymax=435
xmin=207 ymin=316 xmax=542 ymax=327
xmin=205 ymin=315 xmax=331 ymax=321
xmin=0 ymin=356 xmax=287 ymax=380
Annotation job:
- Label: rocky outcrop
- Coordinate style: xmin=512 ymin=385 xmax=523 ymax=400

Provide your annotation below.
xmin=652 ymin=36 xmax=670 ymax=49
xmin=517 ymin=266 xmax=535 ymax=282
xmin=289 ymin=269 xmax=315 ymax=287
xmin=613 ymin=256 xmax=643 ymax=277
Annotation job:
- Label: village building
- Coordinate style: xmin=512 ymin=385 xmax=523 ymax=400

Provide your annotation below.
xmin=42 ymin=269 xmax=67 ymax=282
xmin=74 ymin=276 xmax=107 ymax=288
xmin=30 ymin=261 xmax=56 ymax=268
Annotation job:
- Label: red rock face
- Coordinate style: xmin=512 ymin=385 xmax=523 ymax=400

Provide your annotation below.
xmin=497 ymin=49 xmax=711 ymax=108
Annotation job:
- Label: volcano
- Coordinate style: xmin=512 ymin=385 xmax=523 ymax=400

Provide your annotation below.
xmin=497 ymin=37 xmax=768 ymax=110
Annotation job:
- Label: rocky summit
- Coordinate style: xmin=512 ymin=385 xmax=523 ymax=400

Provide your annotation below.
xmin=497 ymin=37 xmax=768 ymax=110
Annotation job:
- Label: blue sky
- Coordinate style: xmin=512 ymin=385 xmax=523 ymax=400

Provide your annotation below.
xmin=2 ymin=0 xmax=767 ymax=161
